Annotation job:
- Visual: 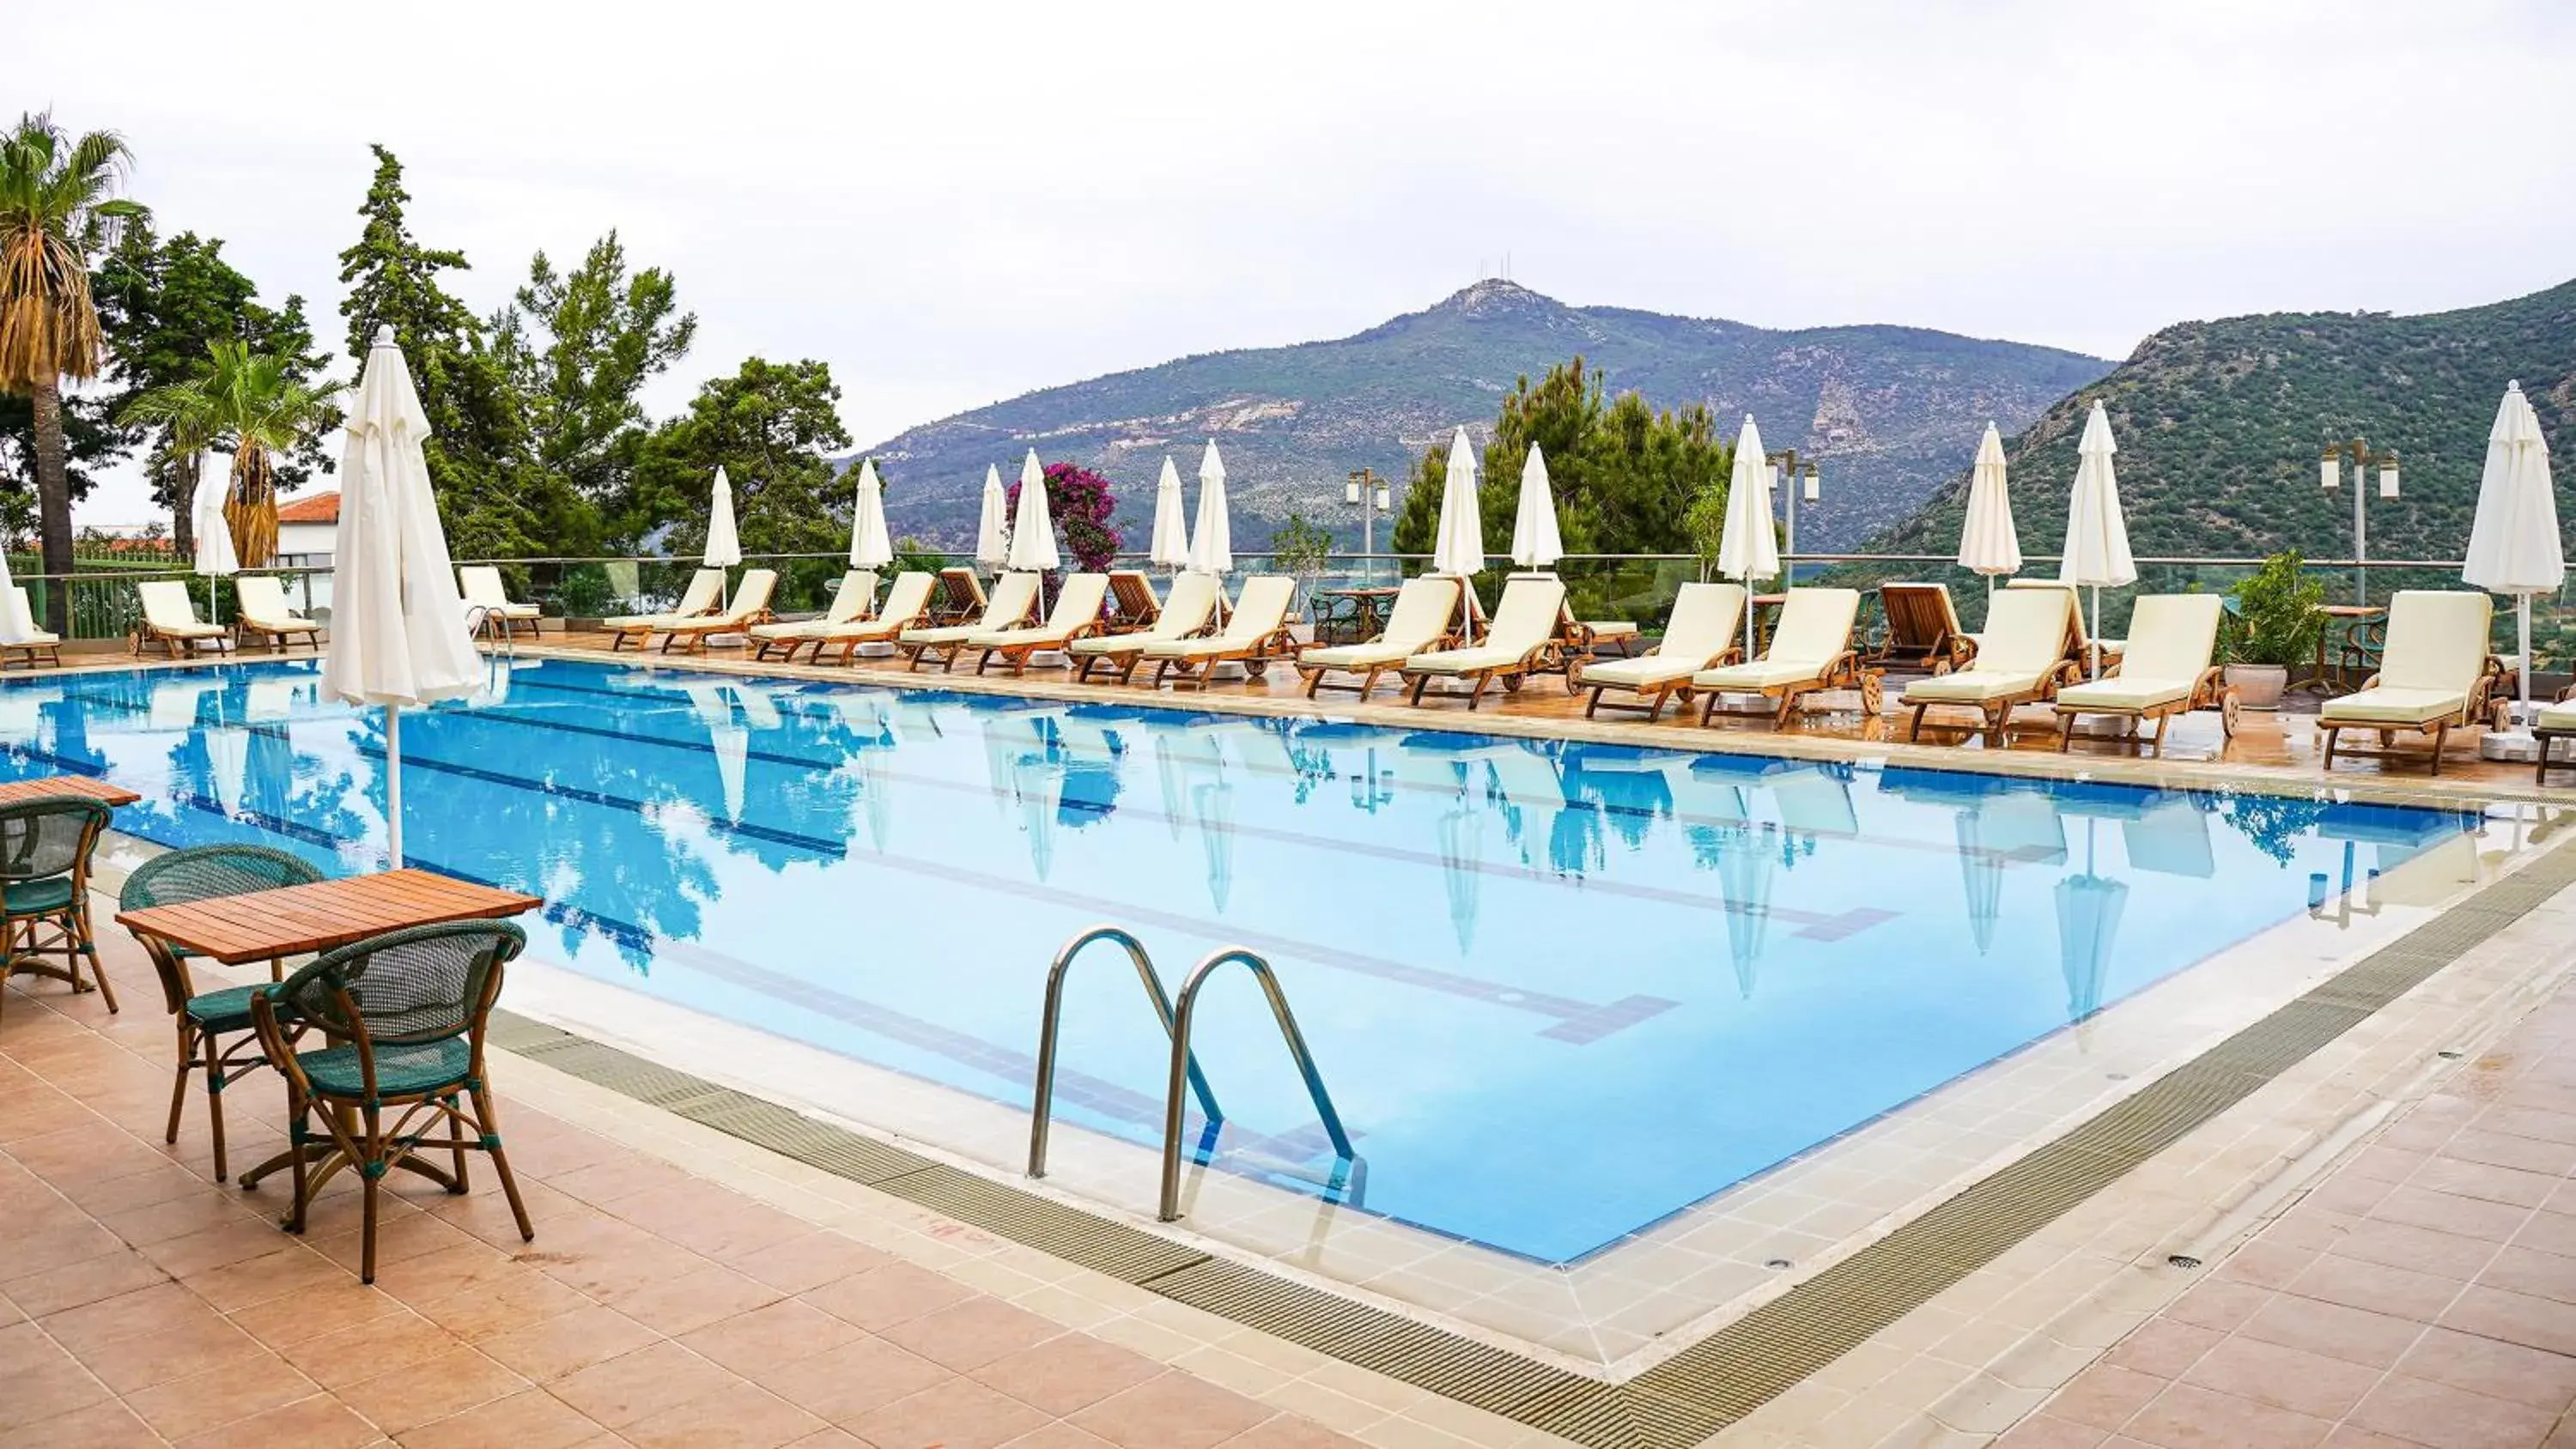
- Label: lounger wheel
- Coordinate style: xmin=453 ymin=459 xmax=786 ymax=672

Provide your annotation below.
xmin=2220 ymin=688 xmax=2240 ymax=738
xmin=1244 ymin=660 xmax=1268 ymax=681
xmin=1859 ymin=673 xmax=1884 ymax=717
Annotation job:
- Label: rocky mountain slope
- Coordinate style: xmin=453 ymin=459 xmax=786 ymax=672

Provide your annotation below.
xmin=851 ymin=281 xmax=2110 ymax=553
xmin=1872 ymin=276 xmax=2576 ymax=564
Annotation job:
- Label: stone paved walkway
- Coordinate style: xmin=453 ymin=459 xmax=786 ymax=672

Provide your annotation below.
xmin=0 ymin=925 xmax=1368 ymax=1448
xmin=1997 ymin=979 xmax=2576 ymax=1449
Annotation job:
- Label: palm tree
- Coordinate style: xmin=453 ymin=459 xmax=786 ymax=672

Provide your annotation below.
xmin=0 ymin=114 xmax=146 ymax=627
xmin=120 ymin=342 xmax=337 ymax=568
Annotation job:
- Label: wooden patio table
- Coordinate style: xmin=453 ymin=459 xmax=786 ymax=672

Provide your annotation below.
xmin=0 ymin=775 xmax=142 ymax=809
xmin=114 ymin=869 xmax=541 ymax=1200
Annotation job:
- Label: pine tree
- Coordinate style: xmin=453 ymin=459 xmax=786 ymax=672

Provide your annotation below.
xmin=333 ymin=145 xmax=534 ymax=557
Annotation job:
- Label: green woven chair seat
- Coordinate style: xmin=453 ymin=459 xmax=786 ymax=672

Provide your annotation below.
xmin=184 ymin=983 xmax=286 ymax=1034
xmin=4 ymin=875 xmax=76 ymax=914
xmin=297 ymin=1039 xmax=471 ymax=1099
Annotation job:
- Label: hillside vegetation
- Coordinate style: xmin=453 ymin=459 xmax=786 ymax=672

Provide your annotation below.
xmin=853 ymin=280 xmax=2109 ymax=552
xmin=1873 ymin=277 xmax=2576 ymax=564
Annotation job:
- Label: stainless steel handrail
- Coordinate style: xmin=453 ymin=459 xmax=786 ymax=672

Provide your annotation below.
xmin=1027 ymin=925 xmax=1221 ymax=1179
xmin=1157 ymin=947 xmax=1355 ymax=1223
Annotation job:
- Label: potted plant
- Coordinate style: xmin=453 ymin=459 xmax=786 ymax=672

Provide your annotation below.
xmin=2224 ymin=551 xmax=2325 ymax=709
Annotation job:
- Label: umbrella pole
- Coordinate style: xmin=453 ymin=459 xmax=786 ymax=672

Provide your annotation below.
xmin=2519 ymin=596 xmax=2535 ymax=729
xmin=2090 ymin=587 xmax=2103 ymax=679
xmin=385 ymin=705 xmax=404 ymax=870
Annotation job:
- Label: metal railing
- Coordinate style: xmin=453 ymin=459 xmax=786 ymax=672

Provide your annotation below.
xmin=12 ymin=547 xmax=2567 ymax=674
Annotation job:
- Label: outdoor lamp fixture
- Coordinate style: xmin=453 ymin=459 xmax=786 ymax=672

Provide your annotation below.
xmin=1345 ymin=468 xmax=1392 ymax=585
xmin=1765 ymin=448 xmax=1822 ymax=562
xmin=2318 ymin=438 xmax=2401 ymax=606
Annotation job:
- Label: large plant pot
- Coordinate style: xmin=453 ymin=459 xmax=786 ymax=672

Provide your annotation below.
xmin=2225 ymin=663 xmax=2288 ymax=710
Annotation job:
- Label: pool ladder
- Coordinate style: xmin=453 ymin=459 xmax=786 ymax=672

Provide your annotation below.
xmin=1027 ymin=925 xmax=1358 ymax=1222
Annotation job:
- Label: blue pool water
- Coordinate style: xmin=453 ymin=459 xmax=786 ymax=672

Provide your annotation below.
xmin=0 ymin=658 xmax=2476 ymax=1263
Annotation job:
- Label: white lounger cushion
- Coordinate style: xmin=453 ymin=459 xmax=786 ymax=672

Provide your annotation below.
xmin=607 ymin=568 xmax=725 ymax=628
xmin=902 ymin=573 xmax=1041 ymax=645
xmin=1902 ymin=588 xmax=2071 ymax=704
xmin=1406 ymin=577 xmax=1564 ymax=676
xmin=138 ymin=580 xmax=227 ymax=636
xmin=817 ymin=573 xmax=939 ymax=643
xmin=1582 ymin=583 xmax=1747 ymax=690
xmin=969 ymin=573 xmax=1110 ymax=648
xmin=459 ymin=565 xmax=541 ymax=619
xmin=1141 ymin=576 xmax=1298 ymax=659
xmin=1300 ymin=575 xmax=1460 ymax=670
xmin=751 ymin=570 xmax=878 ymax=638
xmin=2537 ymin=700 xmax=2576 ymax=731
xmin=1691 ymin=588 xmax=1859 ymax=692
xmin=2054 ymin=594 xmax=2223 ymax=713
xmin=7 ymin=587 xmax=56 ymax=645
xmin=234 ymin=577 xmax=313 ymax=627
xmin=1070 ymin=573 xmax=1223 ymax=654
xmin=2319 ymin=591 xmax=2494 ymax=729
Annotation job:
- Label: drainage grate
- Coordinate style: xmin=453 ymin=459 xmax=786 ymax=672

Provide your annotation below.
xmin=487 ymin=838 xmax=2574 ymax=1449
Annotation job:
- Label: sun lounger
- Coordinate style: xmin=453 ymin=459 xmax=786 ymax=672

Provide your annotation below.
xmin=1070 ymin=572 xmax=1222 ymax=683
xmin=1293 ymin=575 xmax=1464 ymax=698
xmin=1398 ymin=575 xmax=1568 ymax=709
xmin=232 ymin=576 xmax=323 ymax=652
xmin=1901 ymin=585 xmax=2079 ymax=741
xmin=2536 ymin=688 xmax=2576 ymax=785
xmin=459 ymin=565 xmax=543 ymax=640
xmin=1 ymin=587 xmax=61 ymax=670
xmin=604 ymin=567 xmax=726 ymax=651
xmin=1106 ymin=571 xmax=1160 ymax=634
xmin=646 ymin=568 xmax=778 ymax=654
xmin=1989 ymin=579 xmax=2123 ymax=674
xmin=2319 ymin=590 xmax=2499 ymax=776
xmin=898 ymin=572 xmax=1041 ymax=670
xmin=972 ymin=573 xmax=1113 ymax=675
xmin=1577 ymin=582 xmax=1747 ymax=720
xmin=809 ymin=572 xmax=937 ymax=664
xmin=1692 ymin=587 xmax=1875 ymax=726
xmin=1141 ymin=575 xmax=1299 ymax=688
xmin=1871 ymin=582 xmax=1974 ymax=674
xmin=933 ymin=567 xmax=987 ymax=625
xmin=133 ymin=580 xmax=234 ymax=658
xmin=748 ymin=570 xmax=878 ymax=662
xmin=2051 ymin=593 xmax=2233 ymax=752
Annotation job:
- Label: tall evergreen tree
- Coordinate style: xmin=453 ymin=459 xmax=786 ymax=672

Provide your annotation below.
xmin=334 ymin=144 xmax=535 ymax=557
xmin=489 ymin=232 xmax=695 ymax=555
xmin=628 ymin=358 xmax=850 ymax=556
xmin=94 ymin=225 xmax=333 ymax=551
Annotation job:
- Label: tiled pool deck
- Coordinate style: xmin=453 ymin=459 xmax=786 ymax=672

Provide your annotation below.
xmin=4 ymin=640 xmax=2574 ymax=1447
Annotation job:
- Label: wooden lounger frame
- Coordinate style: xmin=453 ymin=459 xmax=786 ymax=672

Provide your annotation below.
xmin=0 ymin=638 xmax=60 ymax=670
xmin=1901 ymin=658 xmax=2080 ymax=743
xmin=1402 ymin=636 xmax=1561 ymax=711
xmin=236 ymin=614 xmax=322 ymax=653
xmin=2052 ymin=666 xmax=2238 ymax=753
xmin=1704 ymin=651 xmax=1886 ymax=729
xmin=1868 ymin=583 xmax=1974 ymax=675
xmin=1104 ymin=572 xmax=1159 ymax=634
xmin=931 ymin=568 xmax=987 ymax=625
xmin=2318 ymin=660 xmax=2505 ymax=778
xmin=1153 ymin=619 xmax=1297 ymax=689
xmin=1581 ymin=643 xmax=1743 ymax=721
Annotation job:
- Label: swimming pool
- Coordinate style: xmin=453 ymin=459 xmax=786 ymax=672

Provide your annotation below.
xmin=0 ymin=658 xmax=2477 ymax=1264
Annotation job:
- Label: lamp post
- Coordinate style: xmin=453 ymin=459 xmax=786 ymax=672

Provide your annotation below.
xmin=1345 ymin=468 xmax=1392 ymax=587
xmin=1765 ymin=448 xmax=1822 ymax=575
xmin=2319 ymin=439 xmax=2400 ymax=608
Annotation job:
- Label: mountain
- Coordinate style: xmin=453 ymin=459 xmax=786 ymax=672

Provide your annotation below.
xmin=1871 ymin=277 xmax=2576 ymax=564
xmin=850 ymin=281 xmax=2111 ymax=553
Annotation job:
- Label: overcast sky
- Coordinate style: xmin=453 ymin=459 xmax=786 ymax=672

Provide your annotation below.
xmin=21 ymin=0 xmax=2575 ymax=523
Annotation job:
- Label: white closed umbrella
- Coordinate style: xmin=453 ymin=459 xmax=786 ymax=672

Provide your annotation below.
xmin=705 ymin=464 xmax=742 ymax=612
xmin=2464 ymin=381 xmax=2564 ymax=733
xmin=1717 ymin=415 xmax=1782 ymax=661
xmin=848 ymin=458 xmax=894 ymax=572
xmin=192 ymin=452 xmax=240 ymax=625
xmin=1147 ymin=456 xmax=1189 ymax=570
xmin=323 ymin=327 xmax=483 ymax=869
xmin=1431 ymin=427 xmax=1485 ymax=639
xmin=975 ymin=464 xmax=1010 ymax=568
xmin=1005 ymin=448 xmax=1060 ymax=573
xmin=1957 ymin=421 xmax=2021 ymax=606
xmin=0 ymin=531 xmax=22 ymax=647
xmin=1188 ymin=440 xmax=1232 ymax=576
xmin=2057 ymin=401 xmax=2136 ymax=678
xmin=1510 ymin=443 xmax=1564 ymax=571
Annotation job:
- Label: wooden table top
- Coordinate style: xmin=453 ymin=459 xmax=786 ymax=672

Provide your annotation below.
xmin=0 ymin=775 xmax=142 ymax=809
xmin=2323 ymin=604 xmax=2387 ymax=618
xmin=114 ymin=869 xmax=542 ymax=966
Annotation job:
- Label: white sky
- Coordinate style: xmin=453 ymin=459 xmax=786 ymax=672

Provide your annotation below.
xmin=20 ymin=0 xmax=2574 ymax=524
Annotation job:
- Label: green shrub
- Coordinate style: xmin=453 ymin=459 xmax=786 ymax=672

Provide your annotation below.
xmin=2227 ymin=550 xmax=2325 ymax=667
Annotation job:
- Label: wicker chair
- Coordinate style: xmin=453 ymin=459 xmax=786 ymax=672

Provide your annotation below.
xmin=120 ymin=846 xmax=327 ymax=1180
xmin=249 ymin=920 xmax=533 ymax=1282
xmin=0 ymin=795 xmax=113 ymax=1022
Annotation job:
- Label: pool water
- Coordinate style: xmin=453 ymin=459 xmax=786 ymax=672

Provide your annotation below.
xmin=0 ymin=658 xmax=2476 ymax=1264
